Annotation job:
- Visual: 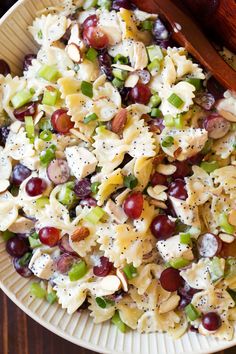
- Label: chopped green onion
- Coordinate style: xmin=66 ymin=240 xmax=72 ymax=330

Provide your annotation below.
xmin=86 ymin=47 xmax=98 ymax=62
xmin=112 ymin=68 xmax=128 ymax=81
xmin=146 ymin=45 xmax=163 ymax=62
xmin=1 ymin=230 xmax=15 ymax=241
xmin=164 ymin=115 xmax=175 ymax=128
xmin=25 ymin=116 xmax=35 ymax=143
xmin=40 ymin=144 xmax=56 ymax=167
xmin=29 ymin=236 xmax=42 ymax=249
xmin=85 ymin=206 xmax=106 ymax=224
xmin=114 ymin=54 xmax=129 ymax=65
xmin=36 ymin=196 xmax=50 ymax=208
xmin=83 ymin=0 xmax=98 ymax=9
xmin=227 ymin=289 xmax=236 ymax=304
xmin=209 ymin=257 xmax=224 ymax=282
xmin=38 ymin=30 xmax=43 ymax=39
xmin=141 ymin=20 xmax=153 ymax=31
xmin=169 ymin=258 xmax=191 ymax=269
xmin=200 ymin=161 xmax=219 ymax=174
xmin=219 ymin=212 xmax=235 ymax=234
xmin=151 ymin=108 xmax=162 ymax=118
xmin=84 ymin=113 xmax=98 ymax=124
xmin=175 ymin=114 xmax=184 ymax=129
xmin=111 ymin=311 xmax=127 ymax=333
xmin=30 ymin=231 xmax=39 ymax=239
xmin=11 ymin=89 xmax=33 ymax=109
xmin=112 ymin=77 xmax=124 ymax=89
xmin=225 ymin=258 xmax=236 ymax=279
xmin=96 ymin=297 xmax=107 ymax=308
xmin=168 ymin=93 xmax=184 ymax=109
xmin=39 ymin=117 xmax=53 ymax=131
xmin=124 ymin=174 xmax=138 ymax=190
xmin=97 ymin=0 xmax=111 ymax=10
xmin=38 ymin=65 xmax=60 ymax=82
xmin=19 ymin=252 xmax=32 ymax=267
xmin=47 ymin=291 xmax=58 ymax=304
xmin=185 ymin=304 xmax=201 ymax=321
xmin=58 ymin=183 xmax=76 ymax=206
xmin=68 ymin=261 xmax=88 ymax=281
xmin=186 ymin=78 xmax=202 ymax=91
xmin=148 ymin=58 xmax=161 ymax=75
xmin=123 ymin=264 xmax=137 ymax=280
xmin=180 ymin=232 xmax=191 ymax=245
xmin=201 ymin=139 xmax=213 ymax=154
xmin=91 ymin=182 xmax=100 ymax=194
xmin=30 ymin=282 xmax=46 ymax=299
xmin=81 ymin=80 xmax=93 ymax=98
xmin=42 ymin=86 xmax=59 ymax=106
xmin=150 ymin=94 xmax=161 ymax=108
xmin=40 ymin=130 xmax=52 ymax=142
xmin=161 ymin=136 xmax=174 ymax=148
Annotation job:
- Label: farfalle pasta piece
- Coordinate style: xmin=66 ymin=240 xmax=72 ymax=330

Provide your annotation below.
xmin=76 ymin=59 xmax=100 ymax=82
xmin=88 ymin=296 xmax=115 ymax=324
xmin=211 ymin=194 xmax=234 ymax=231
xmin=168 ymin=312 xmax=188 ymax=339
xmin=0 ymin=147 xmax=12 ymax=191
xmin=116 ymin=296 xmax=144 ymax=329
xmin=133 ymin=157 xmax=154 ymax=191
xmin=211 ymin=166 xmax=236 ymax=199
xmin=5 ymin=127 xmax=35 ymax=162
xmin=96 ymin=169 xmax=123 ymax=206
xmin=58 ymin=77 xmax=81 ymax=98
xmin=0 ymin=191 xmax=18 ymax=231
xmin=185 ymin=166 xmax=213 ymax=206
xmin=66 ymin=93 xmax=94 ymax=125
xmin=200 ymin=201 xmax=218 ymax=234
xmin=180 ymin=258 xmax=213 ymax=290
xmin=129 ymin=263 xmax=163 ymax=295
xmin=212 ymin=131 xmax=236 ymax=159
xmin=169 ymin=196 xmax=201 ymax=228
xmin=150 ymin=55 xmax=176 ymax=91
xmin=133 ymin=200 xmax=157 ymax=233
xmin=137 ymin=309 xmax=180 ymax=333
xmin=199 ymin=314 xmax=234 ymax=341
xmin=157 ymin=235 xmax=194 ymax=262
xmin=98 ymin=10 xmax=122 ymax=46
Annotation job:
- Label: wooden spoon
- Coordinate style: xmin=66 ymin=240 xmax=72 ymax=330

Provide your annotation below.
xmin=133 ymin=0 xmax=236 ymax=92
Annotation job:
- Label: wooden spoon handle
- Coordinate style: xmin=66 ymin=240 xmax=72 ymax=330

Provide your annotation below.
xmin=133 ymin=0 xmax=236 ymax=92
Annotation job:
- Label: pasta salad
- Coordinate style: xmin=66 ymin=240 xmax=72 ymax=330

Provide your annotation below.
xmin=1 ymin=0 xmax=236 ymax=340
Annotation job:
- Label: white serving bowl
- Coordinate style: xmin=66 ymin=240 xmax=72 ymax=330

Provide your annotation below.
xmin=0 ymin=1 xmax=236 ymax=353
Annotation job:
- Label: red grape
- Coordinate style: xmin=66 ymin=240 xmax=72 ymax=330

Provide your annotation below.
xmin=220 ymin=239 xmax=236 ymax=258
xmin=178 ymin=296 xmax=191 ymax=309
xmin=25 ymin=177 xmax=47 ymax=196
xmin=13 ymin=257 xmax=32 ymax=278
xmin=0 ymin=59 xmax=10 ymax=76
xmin=39 ymin=227 xmax=60 ymax=247
xmin=202 ymin=312 xmax=222 ymax=331
xmin=168 ymin=179 xmax=188 ymax=200
xmin=83 ymin=26 xmax=109 ymax=50
xmin=172 ymin=161 xmax=192 ymax=179
xmin=136 ymin=70 xmax=151 ymax=85
xmin=207 ymin=76 xmax=225 ymax=100
xmin=93 ymin=256 xmax=113 ymax=277
xmin=98 ymin=52 xmax=113 ymax=81
xmin=203 ymin=114 xmax=230 ymax=139
xmin=178 ymin=281 xmax=199 ymax=300
xmin=51 ymin=109 xmax=74 ymax=134
xmin=80 ymin=197 xmax=97 ymax=207
xmin=56 ymin=253 xmax=75 ymax=274
xmin=111 ymin=0 xmax=134 ymax=10
xmin=150 ymin=172 xmax=168 ymax=187
xmin=194 ymin=92 xmax=215 ymax=110
xmin=129 ymin=84 xmax=152 ymax=105
xmin=148 ymin=118 xmax=165 ymax=133
xmin=123 ymin=192 xmax=144 ymax=219
xmin=6 ymin=237 xmax=29 ymax=257
xmin=160 ymin=267 xmax=184 ymax=292
xmin=197 ymin=233 xmax=222 ymax=258
xmin=23 ymin=54 xmax=37 ymax=71
xmin=152 ymin=18 xmax=170 ymax=41
xmin=47 ymin=159 xmax=70 ymax=185
xmin=11 ymin=164 xmax=31 ymax=186
xmin=13 ymin=102 xmax=37 ymax=121
xmin=82 ymin=15 xmax=98 ymax=30
xmin=74 ymin=179 xmax=91 ymax=198
xmin=187 ymin=153 xmax=204 ymax=165
xmin=0 ymin=126 xmax=10 ymax=147
xmin=59 ymin=235 xmax=78 ymax=256
xmin=150 ymin=215 xmax=176 ymax=239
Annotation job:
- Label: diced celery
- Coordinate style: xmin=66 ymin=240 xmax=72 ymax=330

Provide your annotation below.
xmin=146 ymin=45 xmax=163 ymax=62
xmin=85 ymin=206 xmax=106 ymax=224
xmin=47 ymin=291 xmax=58 ymax=304
xmin=112 ymin=311 xmax=127 ymax=333
xmin=84 ymin=113 xmax=98 ymax=124
xmin=25 ymin=116 xmax=35 ymax=143
xmin=38 ymin=65 xmax=60 ymax=82
xmin=83 ymin=0 xmax=98 ymax=9
xmin=114 ymin=54 xmax=128 ymax=65
xmin=185 ymin=78 xmax=203 ymax=91
xmin=39 ymin=117 xmax=53 ymax=131
xmin=169 ymin=258 xmax=190 ymax=269
xmin=200 ymin=161 xmax=219 ymax=174
xmin=123 ymin=264 xmax=137 ymax=280
xmin=219 ymin=212 xmax=235 ymax=234
xmin=36 ymin=196 xmax=50 ymax=208
xmin=86 ymin=48 xmax=98 ymax=62
xmin=30 ymin=282 xmax=46 ymax=299
xmin=2 ymin=230 xmax=15 ymax=241
xmin=180 ymin=232 xmax=191 ymax=245
xmin=209 ymin=257 xmax=224 ymax=282
xmin=168 ymin=93 xmax=184 ymax=108
xmin=148 ymin=58 xmax=161 ymax=75
xmin=18 ymin=252 xmax=32 ymax=266
xmin=11 ymin=89 xmax=33 ymax=109
xmin=58 ymin=184 xmax=75 ymax=206
xmin=149 ymin=94 xmax=161 ymax=108
xmin=42 ymin=86 xmax=59 ymax=106
xmin=164 ymin=114 xmax=175 ymax=127
xmin=40 ymin=144 xmax=56 ymax=167
xmin=112 ymin=68 xmax=128 ymax=81
xmin=161 ymin=136 xmax=174 ymax=148
xmin=175 ymin=114 xmax=184 ymax=129
xmin=68 ymin=261 xmax=88 ymax=281
xmin=29 ymin=236 xmax=42 ymax=249
xmin=112 ymin=77 xmax=124 ymax=89
xmin=185 ymin=304 xmax=201 ymax=321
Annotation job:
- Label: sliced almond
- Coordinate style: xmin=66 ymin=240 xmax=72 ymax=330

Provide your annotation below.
xmin=125 ymin=73 xmax=139 ymax=88
xmin=174 ymin=147 xmax=183 ymax=159
xmin=218 ymin=233 xmax=235 ymax=243
xmin=71 ymin=226 xmax=90 ymax=242
xmin=159 ymin=294 xmax=180 ymax=314
xmin=228 ymin=210 xmax=236 ymax=227
xmin=218 ymin=109 xmax=236 ymax=122
xmin=149 ymin=199 xmax=167 ymax=209
xmin=147 ymin=185 xmax=167 ymax=201
xmin=111 ymin=108 xmax=127 ymax=134
xmin=156 ymin=164 xmax=177 ymax=176
xmin=100 ymin=275 xmax=121 ymax=292
xmin=8 ymin=216 xmax=35 ymax=234
xmin=67 ymin=43 xmax=81 ymax=63
xmin=116 ymin=269 xmax=128 ymax=292
xmin=152 ymin=154 xmax=165 ymax=166
xmin=112 ymin=63 xmax=135 ymax=72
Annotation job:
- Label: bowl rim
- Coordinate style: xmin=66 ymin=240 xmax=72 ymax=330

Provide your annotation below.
xmin=0 ymin=1 xmax=236 ymax=353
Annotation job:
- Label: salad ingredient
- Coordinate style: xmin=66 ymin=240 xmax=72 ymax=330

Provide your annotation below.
xmin=11 ymin=164 xmax=31 ymax=186
xmin=39 ymin=227 xmax=60 ymax=247
xmin=202 ymin=312 xmax=222 ymax=331
xmin=47 ymin=159 xmax=70 ymax=185
xmin=111 ymin=108 xmax=127 ymax=134
xmin=129 ymin=83 xmax=152 ymax=104
xmin=93 ymin=256 xmax=113 ymax=277
xmin=51 ymin=109 xmax=74 ymax=134
xmin=203 ymin=114 xmax=230 ymax=139
xmin=123 ymin=192 xmax=144 ymax=219
xmin=160 ymin=268 xmax=184 ymax=292
xmin=197 ymin=233 xmax=222 ymax=258
xmin=6 ymin=237 xmax=29 ymax=257
xmin=13 ymin=101 xmax=37 ymax=121
xmin=56 ymin=253 xmax=75 ymax=274
xmin=74 ymin=178 xmax=91 ymax=198
xmin=25 ymin=177 xmax=47 ymax=197
xmin=168 ymin=179 xmax=188 ymax=200
xmin=13 ymin=257 xmax=32 ymax=278
xmin=0 ymin=59 xmax=10 ymax=76
xmin=151 ymin=215 xmax=176 ymax=239
xmin=68 ymin=261 xmax=88 ymax=281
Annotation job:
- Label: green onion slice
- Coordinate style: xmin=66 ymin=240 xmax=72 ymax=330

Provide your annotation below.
xmin=161 ymin=136 xmax=174 ymax=148
xmin=81 ymin=80 xmax=93 ymax=98
xmin=111 ymin=311 xmax=127 ymax=333
xmin=86 ymin=47 xmax=98 ymax=62
xmin=25 ymin=116 xmax=35 ymax=143
xmin=84 ymin=113 xmax=98 ymax=124
xmin=185 ymin=303 xmax=201 ymax=321
xmin=200 ymin=161 xmax=219 ymax=174
xmin=123 ymin=264 xmax=137 ymax=280
xmin=40 ymin=130 xmax=52 ymax=142
xmin=168 ymin=93 xmax=184 ymax=109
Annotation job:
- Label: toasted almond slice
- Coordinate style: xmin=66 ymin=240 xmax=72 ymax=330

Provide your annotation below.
xmin=71 ymin=226 xmax=90 ymax=242
xmin=100 ymin=275 xmax=121 ymax=292
xmin=229 ymin=210 xmax=236 ymax=226
xmin=8 ymin=216 xmax=35 ymax=234
xmin=147 ymin=185 xmax=167 ymax=201
xmin=67 ymin=43 xmax=81 ymax=63
xmin=116 ymin=269 xmax=128 ymax=292
xmin=0 ymin=180 xmax=10 ymax=193
xmin=10 ymin=120 xmax=22 ymax=133
xmin=156 ymin=164 xmax=177 ymax=176
xmin=111 ymin=108 xmax=127 ymax=134
xmin=112 ymin=63 xmax=135 ymax=72
xmin=159 ymin=294 xmax=180 ymax=314
xmin=218 ymin=109 xmax=236 ymax=122
xmin=125 ymin=73 xmax=139 ymax=88
xmin=149 ymin=199 xmax=167 ymax=209
xmin=218 ymin=233 xmax=235 ymax=243
xmin=174 ymin=147 xmax=183 ymax=159
xmin=152 ymin=154 xmax=165 ymax=166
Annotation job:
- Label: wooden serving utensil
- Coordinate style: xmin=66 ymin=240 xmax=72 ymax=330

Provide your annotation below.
xmin=133 ymin=0 xmax=236 ymax=92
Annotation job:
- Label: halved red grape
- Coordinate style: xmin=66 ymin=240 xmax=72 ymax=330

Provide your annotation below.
xmin=93 ymin=256 xmax=113 ymax=277
xmin=119 ymin=87 xmax=131 ymax=104
xmin=151 ymin=215 xmax=176 ymax=239
xmin=197 ymin=233 xmax=222 ymax=258
xmin=172 ymin=161 xmax=192 ymax=179
xmin=13 ymin=257 xmax=32 ymax=278
xmin=178 ymin=296 xmax=191 ymax=309
xmin=153 ymin=18 xmax=170 ymax=41
xmin=168 ymin=179 xmax=188 ymax=200
xmin=39 ymin=227 xmax=60 ymax=247
xmin=98 ymin=52 xmax=113 ymax=81
xmin=51 ymin=109 xmax=74 ymax=134
xmin=129 ymin=83 xmax=152 ymax=105
xmin=0 ymin=126 xmax=10 ymax=147
xmin=160 ymin=267 xmax=184 ymax=292
xmin=11 ymin=164 xmax=31 ymax=186
xmin=202 ymin=312 xmax=222 ymax=331
xmin=74 ymin=179 xmax=91 ymax=198
xmin=59 ymin=234 xmax=77 ymax=256
xmin=148 ymin=118 xmax=165 ymax=133
xmin=47 ymin=159 xmax=70 ymax=185
xmin=0 ymin=59 xmax=10 ymax=76
xmin=6 ymin=237 xmax=29 ymax=257
xmin=150 ymin=172 xmax=168 ymax=187
xmin=178 ymin=281 xmax=200 ymax=300
xmin=82 ymin=15 xmax=98 ymax=30
xmin=25 ymin=177 xmax=47 ymax=197
xmin=194 ymin=92 xmax=215 ymax=110
xmin=203 ymin=114 xmax=230 ymax=139
xmin=187 ymin=153 xmax=204 ymax=165
xmin=111 ymin=0 xmax=134 ymax=10
xmin=123 ymin=192 xmax=144 ymax=219
xmin=56 ymin=253 xmax=75 ymax=274
xmin=13 ymin=102 xmax=37 ymax=121
xmin=207 ymin=76 xmax=225 ymax=100
xmin=80 ymin=197 xmax=97 ymax=207
xmin=136 ymin=70 xmax=151 ymax=85
xmin=23 ymin=54 xmax=37 ymax=71
xmin=83 ymin=26 xmax=109 ymax=50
